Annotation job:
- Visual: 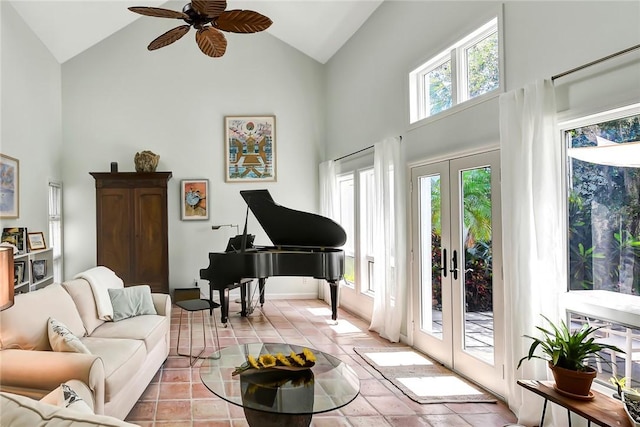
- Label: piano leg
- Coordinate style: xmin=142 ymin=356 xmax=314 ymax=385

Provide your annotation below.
xmin=329 ymin=280 xmax=339 ymax=322
xmin=240 ymin=282 xmax=248 ymax=317
xmin=219 ymin=288 xmax=230 ymax=326
xmin=258 ymin=278 xmax=266 ymax=308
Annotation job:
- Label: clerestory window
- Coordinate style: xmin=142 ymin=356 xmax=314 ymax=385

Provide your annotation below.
xmin=409 ymin=17 xmax=501 ymax=124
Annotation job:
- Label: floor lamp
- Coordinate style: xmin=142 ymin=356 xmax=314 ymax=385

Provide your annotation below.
xmin=0 ymin=247 xmax=15 ymax=311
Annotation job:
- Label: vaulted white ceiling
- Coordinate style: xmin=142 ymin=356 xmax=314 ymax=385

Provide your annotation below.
xmin=9 ymin=0 xmax=384 ymax=64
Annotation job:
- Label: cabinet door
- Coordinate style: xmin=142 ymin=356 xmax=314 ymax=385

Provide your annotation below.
xmin=133 ymin=187 xmax=168 ymax=293
xmin=96 ymin=188 xmax=133 ymax=282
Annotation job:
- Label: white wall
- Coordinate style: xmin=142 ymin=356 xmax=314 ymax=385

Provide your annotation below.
xmin=60 ymin=7 xmax=326 ymax=296
xmin=0 ymin=2 xmax=62 ymax=237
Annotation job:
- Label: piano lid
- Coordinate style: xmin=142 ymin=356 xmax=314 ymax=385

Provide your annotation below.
xmin=240 ymin=190 xmax=347 ymax=248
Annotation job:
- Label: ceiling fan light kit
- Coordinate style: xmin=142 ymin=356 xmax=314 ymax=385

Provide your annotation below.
xmin=128 ymin=0 xmax=272 ymax=58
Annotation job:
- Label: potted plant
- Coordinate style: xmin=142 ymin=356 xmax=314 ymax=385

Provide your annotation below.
xmin=517 ymin=315 xmax=624 ymax=398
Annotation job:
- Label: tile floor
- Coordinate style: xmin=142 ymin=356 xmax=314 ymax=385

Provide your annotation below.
xmin=125 ymin=298 xmax=517 ymax=426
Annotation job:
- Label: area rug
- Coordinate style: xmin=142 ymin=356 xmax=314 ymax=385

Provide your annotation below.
xmin=353 ymin=347 xmax=497 ymax=404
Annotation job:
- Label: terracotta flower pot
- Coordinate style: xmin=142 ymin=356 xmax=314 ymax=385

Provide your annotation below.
xmin=549 ymin=362 xmax=597 ymax=397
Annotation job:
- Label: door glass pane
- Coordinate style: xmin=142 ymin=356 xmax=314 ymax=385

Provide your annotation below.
xmin=460 ymin=167 xmax=494 ymax=364
xmin=419 ymin=174 xmax=443 ymax=339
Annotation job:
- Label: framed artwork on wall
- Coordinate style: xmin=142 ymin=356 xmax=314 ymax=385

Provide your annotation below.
xmin=225 ymin=115 xmax=276 ymax=182
xmin=0 ymin=154 xmax=19 ymax=218
xmin=181 ymin=179 xmax=209 ymax=221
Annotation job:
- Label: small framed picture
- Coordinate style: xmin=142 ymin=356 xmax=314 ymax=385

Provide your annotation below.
xmin=14 ymin=261 xmax=25 ymax=285
xmin=181 ymin=179 xmax=209 ymax=221
xmin=27 ymin=232 xmax=46 ymax=251
xmin=31 ymin=259 xmax=46 ymax=281
xmin=2 ymin=227 xmax=27 ymax=254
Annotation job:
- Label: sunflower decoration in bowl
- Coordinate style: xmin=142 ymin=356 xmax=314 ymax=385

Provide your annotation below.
xmin=232 ymin=348 xmax=316 ymax=376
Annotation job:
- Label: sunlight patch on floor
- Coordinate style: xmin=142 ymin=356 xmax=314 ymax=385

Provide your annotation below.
xmin=365 ymin=351 xmax=433 ymax=367
xmin=307 ymin=307 xmax=333 ymax=316
xmin=329 ymin=320 xmax=362 ymax=334
xmin=397 ymin=376 xmax=483 ymax=397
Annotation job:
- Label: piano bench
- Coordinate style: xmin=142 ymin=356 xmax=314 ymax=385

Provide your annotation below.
xmin=175 ymin=299 xmax=221 ymax=365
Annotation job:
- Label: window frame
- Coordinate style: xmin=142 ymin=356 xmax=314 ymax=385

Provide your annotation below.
xmin=409 ymin=15 xmax=503 ymax=126
xmin=559 ymin=102 xmax=640 ymax=330
xmin=48 ymin=181 xmax=63 ymax=283
xmin=336 ymin=166 xmax=376 ymax=298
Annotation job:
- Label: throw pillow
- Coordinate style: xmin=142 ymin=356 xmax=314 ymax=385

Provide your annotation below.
xmin=47 ymin=318 xmax=91 ymax=354
xmin=58 ymin=384 xmax=93 ymax=415
xmin=108 ymin=285 xmax=157 ymax=322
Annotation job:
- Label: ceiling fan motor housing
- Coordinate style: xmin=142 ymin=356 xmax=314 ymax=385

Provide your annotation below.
xmin=181 ymin=4 xmax=210 ymax=29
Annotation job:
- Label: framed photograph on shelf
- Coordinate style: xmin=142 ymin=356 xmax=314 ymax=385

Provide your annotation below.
xmin=225 ymin=115 xmax=276 ymax=182
xmin=0 ymin=154 xmax=19 ymax=218
xmin=181 ymin=179 xmax=209 ymax=221
xmin=14 ymin=261 xmax=26 ymax=286
xmin=31 ymin=259 xmax=46 ymax=281
xmin=27 ymin=232 xmax=46 ymax=251
xmin=1 ymin=227 xmax=27 ymax=254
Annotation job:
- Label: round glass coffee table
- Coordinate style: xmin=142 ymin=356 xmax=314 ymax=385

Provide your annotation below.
xmin=200 ymin=343 xmax=360 ymax=427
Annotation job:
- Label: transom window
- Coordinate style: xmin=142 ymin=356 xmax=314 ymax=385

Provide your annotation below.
xmin=409 ymin=17 xmax=501 ymax=123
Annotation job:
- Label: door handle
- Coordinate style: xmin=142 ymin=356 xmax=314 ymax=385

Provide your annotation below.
xmin=439 ymin=248 xmax=447 ymax=277
xmin=450 ymin=249 xmax=458 ymax=280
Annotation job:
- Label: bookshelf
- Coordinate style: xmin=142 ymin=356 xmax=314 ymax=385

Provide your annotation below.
xmin=13 ymin=248 xmax=54 ymax=293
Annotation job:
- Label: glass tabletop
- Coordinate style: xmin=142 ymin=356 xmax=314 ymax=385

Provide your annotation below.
xmin=199 ymin=343 xmax=360 ymax=415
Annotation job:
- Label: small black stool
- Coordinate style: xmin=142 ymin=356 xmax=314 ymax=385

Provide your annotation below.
xmin=176 ymin=299 xmax=220 ymax=366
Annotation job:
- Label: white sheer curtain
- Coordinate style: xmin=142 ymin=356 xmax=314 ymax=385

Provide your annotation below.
xmin=319 ymin=160 xmax=338 ymax=221
xmin=500 ymin=80 xmax=565 ymax=425
xmin=319 ymin=160 xmax=338 ymax=304
xmin=369 ymin=136 xmax=406 ymax=343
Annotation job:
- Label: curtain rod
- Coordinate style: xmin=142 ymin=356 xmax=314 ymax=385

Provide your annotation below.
xmin=334 ymin=136 xmax=403 ymax=162
xmin=552 ymin=43 xmax=640 ymax=81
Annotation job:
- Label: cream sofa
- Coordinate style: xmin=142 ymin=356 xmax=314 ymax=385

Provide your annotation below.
xmin=1 ymin=379 xmax=140 ymax=426
xmin=0 ymin=278 xmax=171 ymax=420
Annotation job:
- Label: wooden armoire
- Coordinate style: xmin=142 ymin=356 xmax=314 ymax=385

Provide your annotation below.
xmin=90 ymin=172 xmax=172 ymax=294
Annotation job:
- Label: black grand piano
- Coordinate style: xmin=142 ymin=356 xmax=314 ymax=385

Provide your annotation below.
xmin=200 ymin=190 xmax=346 ymax=324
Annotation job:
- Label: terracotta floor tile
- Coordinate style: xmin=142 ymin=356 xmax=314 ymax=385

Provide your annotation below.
xmin=155 ymin=399 xmax=192 ymax=421
xmin=125 ymin=401 xmax=156 ymax=421
xmin=159 ymin=382 xmax=192 ymax=400
xmin=192 ymin=398 xmax=230 ymax=420
xmin=420 ymin=414 xmax=472 ymax=426
xmin=162 ymin=368 xmax=192 ymax=383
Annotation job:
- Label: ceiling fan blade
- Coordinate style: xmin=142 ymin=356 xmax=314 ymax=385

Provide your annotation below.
xmin=148 ymin=25 xmax=191 ymax=51
xmin=128 ymin=6 xmax=188 ymax=20
xmin=216 ymin=10 xmax=273 ymax=33
xmin=191 ymin=0 xmax=227 ymax=18
xmin=196 ymin=27 xmax=227 ymax=57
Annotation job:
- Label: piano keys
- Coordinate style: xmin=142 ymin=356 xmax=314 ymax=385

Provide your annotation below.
xmin=200 ymin=189 xmax=346 ymax=324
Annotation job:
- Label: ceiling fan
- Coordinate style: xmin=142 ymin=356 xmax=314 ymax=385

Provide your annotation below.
xmin=128 ymin=0 xmax=272 ymax=58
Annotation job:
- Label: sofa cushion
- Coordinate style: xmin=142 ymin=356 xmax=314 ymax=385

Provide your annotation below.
xmin=0 ymin=284 xmax=85 ymax=351
xmin=61 ymin=279 xmax=105 ymax=335
xmin=48 ymin=318 xmax=91 ymax=354
xmin=81 ymin=337 xmax=146 ymax=401
xmin=108 ymin=285 xmax=157 ymax=322
xmin=0 ymin=392 xmax=139 ymax=426
xmin=89 ymin=314 xmax=169 ymax=354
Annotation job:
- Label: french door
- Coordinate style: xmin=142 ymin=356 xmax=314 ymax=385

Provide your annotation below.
xmin=410 ymin=150 xmax=505 ymax=397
